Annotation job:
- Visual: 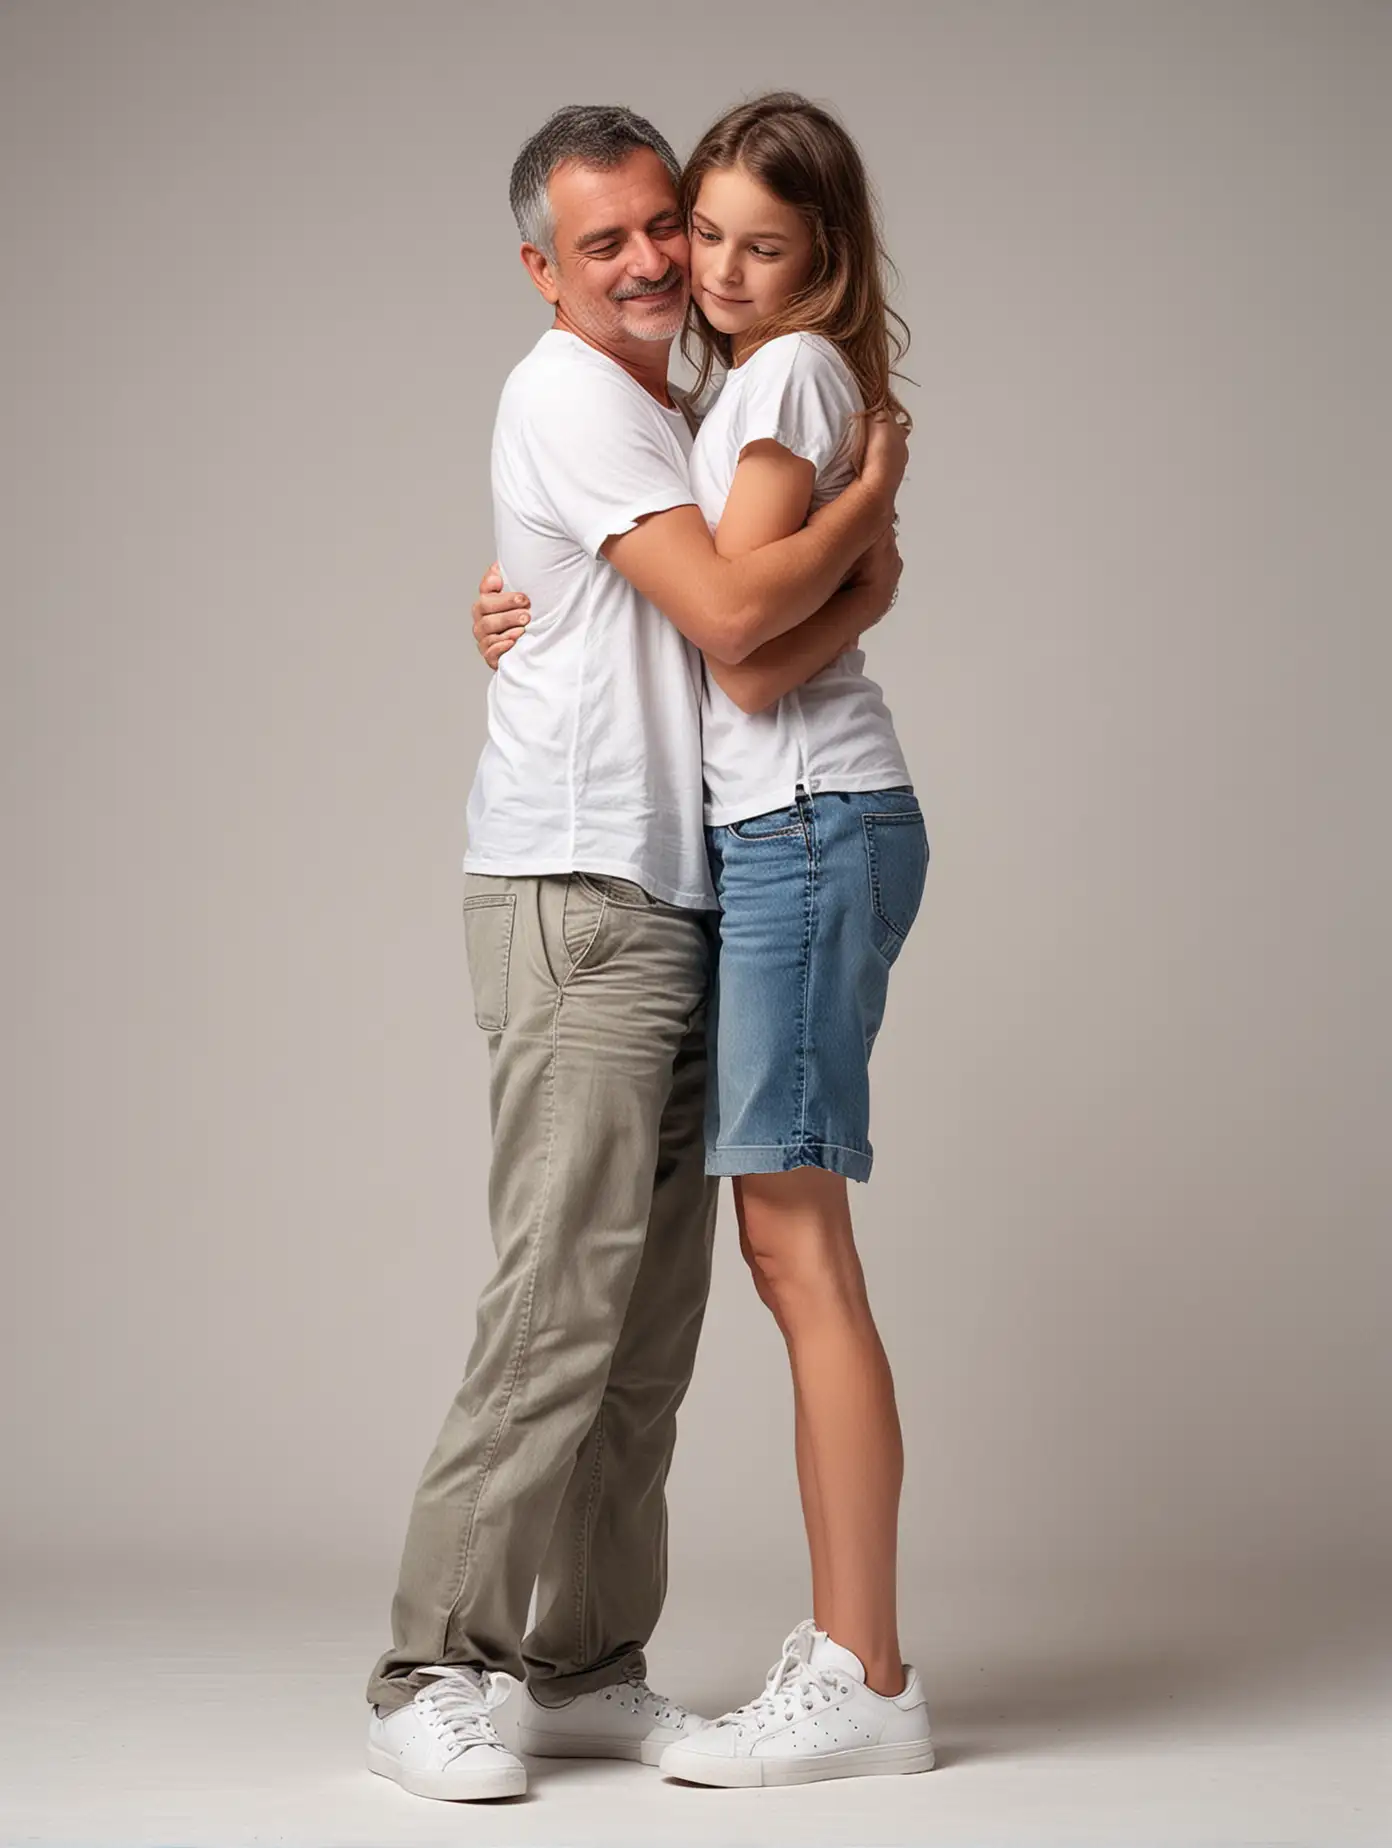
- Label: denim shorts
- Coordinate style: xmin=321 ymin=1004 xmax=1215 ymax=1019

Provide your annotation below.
xmin=704 ymin=786 xmax=929 ymax=1183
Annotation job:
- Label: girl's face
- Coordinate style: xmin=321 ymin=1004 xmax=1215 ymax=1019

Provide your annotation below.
xmin=689 ymin=164 xmax=816 ymax=355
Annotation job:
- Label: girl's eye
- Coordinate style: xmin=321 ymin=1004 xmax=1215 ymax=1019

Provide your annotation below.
xmin=752 ymin=246 xmax=781 ymax=260
xmin=697 ymin=229 xmax=720 ymax=243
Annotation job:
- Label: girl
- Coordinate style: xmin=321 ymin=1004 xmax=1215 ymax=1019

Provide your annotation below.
xmin=476 ymin=93 xmax=931 ymax=1787
xmin=662 ymin=91 xmax=930 ymax=1788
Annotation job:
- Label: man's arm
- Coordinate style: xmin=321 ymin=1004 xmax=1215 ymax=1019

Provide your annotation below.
xmin=696 ymin=423 xmax=901 ymax=710
xmin=601 ymin=413 xmax=907 ymax=665
xmin=468 ymin=418 xmax=906 ymax=674
xmin=707 ymin=524 xmax=901 ymax=714
xmin=469 ymin=547 xmax=895 ymax=694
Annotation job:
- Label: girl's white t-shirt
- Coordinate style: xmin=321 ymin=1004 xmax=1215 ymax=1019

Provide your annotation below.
xmin=688 ymin=332 xmax=910 ymax=826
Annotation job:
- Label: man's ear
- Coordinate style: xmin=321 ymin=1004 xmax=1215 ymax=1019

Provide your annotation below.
xmin=519 ymin=243 xmax=560 ymax=305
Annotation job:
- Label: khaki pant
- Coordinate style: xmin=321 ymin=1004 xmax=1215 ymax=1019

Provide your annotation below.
xmin=367 ymin=872 xmax=718 ymax=1714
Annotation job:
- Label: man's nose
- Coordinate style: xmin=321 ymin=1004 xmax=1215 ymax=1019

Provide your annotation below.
xmin=628 ymin=233 xmax=670 ymax=279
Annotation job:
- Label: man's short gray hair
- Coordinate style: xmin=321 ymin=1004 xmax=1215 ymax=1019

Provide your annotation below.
xmin=509 ymin=104 xmax=681 ymax=258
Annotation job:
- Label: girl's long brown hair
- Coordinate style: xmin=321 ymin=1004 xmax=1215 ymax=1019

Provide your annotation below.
xmin=680 ymin=92 xmax=911 ymax=434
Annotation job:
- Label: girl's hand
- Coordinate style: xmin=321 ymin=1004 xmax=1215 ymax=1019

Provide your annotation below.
xmin=471 ymin=561 xmax=530 ymax=670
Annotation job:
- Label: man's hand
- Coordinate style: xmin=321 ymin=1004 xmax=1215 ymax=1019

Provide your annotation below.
xmin=803 ymin=411 xmax=907 ymax=574
xmin=838 ymin=519 xmax=902 ymax=651
xmin=857 ymin=412 xmax=910 ymax=505
xmin=471 ymin=562 xmax=530 ymax=670
xmin=705 ymin=519 xmax=902 ymax=714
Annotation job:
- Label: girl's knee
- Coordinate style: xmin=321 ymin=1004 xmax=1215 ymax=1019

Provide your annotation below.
xmin=746 ymin=1225 xmax=852 ymax=1318
xmin=740 ymin=1225 xmax=780 ymax=1313
xmin=737 ymin=1169 xmax=865 ymax=1315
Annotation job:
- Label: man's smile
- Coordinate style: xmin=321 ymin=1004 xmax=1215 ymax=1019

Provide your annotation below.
xmin=612 ymin=271 xmax=685 ymax=305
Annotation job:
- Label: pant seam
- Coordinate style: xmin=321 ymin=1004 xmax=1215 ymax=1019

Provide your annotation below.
xmin=441 ymin=1027 xmax=557 ymax=1656
xmin=574 ymin=1404 xmax=606 ymax=1662
xmin=796 ymin=790 xmax=817 ymax=1152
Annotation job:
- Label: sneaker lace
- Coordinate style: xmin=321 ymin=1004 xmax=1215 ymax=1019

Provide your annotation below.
xmin=620 ymin=1660 xmax=689 ymax=1727
xmin=716 ymin=1619 xmax=840 ymax=1733
xmin=416 ymin=1664 xmax=516 ymax=1758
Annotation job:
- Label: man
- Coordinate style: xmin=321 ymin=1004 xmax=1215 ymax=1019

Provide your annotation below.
xmin=366 ymin=103 xmax=904 ymax=1803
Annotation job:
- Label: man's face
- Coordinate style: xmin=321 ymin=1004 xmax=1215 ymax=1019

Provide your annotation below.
xmin=523 ymin=148 xmax=690 ymax=350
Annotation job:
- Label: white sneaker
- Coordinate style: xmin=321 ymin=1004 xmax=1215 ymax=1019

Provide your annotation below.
xmin=517 ymin=1663 xmax=707 ymax=1766
xmin=659 ymin=1620 xmax=934 ymax=1788
xmin=367 ymin=1664 xmax=527 ymax=1801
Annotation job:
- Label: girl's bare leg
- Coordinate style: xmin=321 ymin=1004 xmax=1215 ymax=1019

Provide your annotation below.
xmin=734 ymin=1177 xmax=832 ymax=1624
xmin=738 ymin=1167 xmax=905 ymax=1695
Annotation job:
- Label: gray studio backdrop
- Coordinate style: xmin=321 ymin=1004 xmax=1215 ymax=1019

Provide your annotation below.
xmin=2 ymin=0 xmax=1389 ymax=1639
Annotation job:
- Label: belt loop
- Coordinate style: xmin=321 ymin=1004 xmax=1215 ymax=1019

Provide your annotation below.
xmin=795 ymin=782 xmax=815 ymax=852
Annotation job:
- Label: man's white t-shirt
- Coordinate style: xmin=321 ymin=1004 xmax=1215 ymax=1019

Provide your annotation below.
xmin=689 ymin=332 xmax=910 ymax=826
xmin=464 ymin=329 xmax=716 ymax=910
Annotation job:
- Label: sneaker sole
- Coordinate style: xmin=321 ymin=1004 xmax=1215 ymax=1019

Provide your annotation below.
xmin=516 ymin=1727 xmax=673 ymax=1767
xmin=366 ymin=1741 xmax=527 ymax=1801
xmin=660 ymin=1736 xmax=935 ymax=1788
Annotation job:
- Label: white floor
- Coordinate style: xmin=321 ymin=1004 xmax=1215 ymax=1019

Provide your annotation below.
xmin=1 ymin=1565 xmax=1388 ymax=1847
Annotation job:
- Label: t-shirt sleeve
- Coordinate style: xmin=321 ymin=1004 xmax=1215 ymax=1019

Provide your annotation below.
xmin=520 ymin=368 xmax=697 ymax=558
xmin=733 ymin=335 xmax=861 ymax=477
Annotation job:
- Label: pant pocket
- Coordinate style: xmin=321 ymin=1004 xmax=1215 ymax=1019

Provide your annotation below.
xmin=862 ymin=810 xmax=929 ymax=964
xmin=462 ymin=891 xmax=516 ymax=1030
xmin=575 ymin=872 xmax=664 ymax=909
xmin=727 ymin=804 xmax=803 ymax=841
xmin=559 ymin=875 xmax=608 ymax=972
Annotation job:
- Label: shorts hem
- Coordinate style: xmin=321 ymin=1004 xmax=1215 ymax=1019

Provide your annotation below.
xmin=705 ymin=1141 xmax=873 ymax=1184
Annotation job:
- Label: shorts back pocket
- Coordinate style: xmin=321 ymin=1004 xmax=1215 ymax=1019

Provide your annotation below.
xmin=862 ymin=810 xmax=929 ymax=963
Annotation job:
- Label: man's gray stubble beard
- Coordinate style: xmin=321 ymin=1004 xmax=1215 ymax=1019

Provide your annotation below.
xmin=613 ymin=276 xmax=687 ymax=343
xmin=627 ymin=319 xmax=681 ymax=343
